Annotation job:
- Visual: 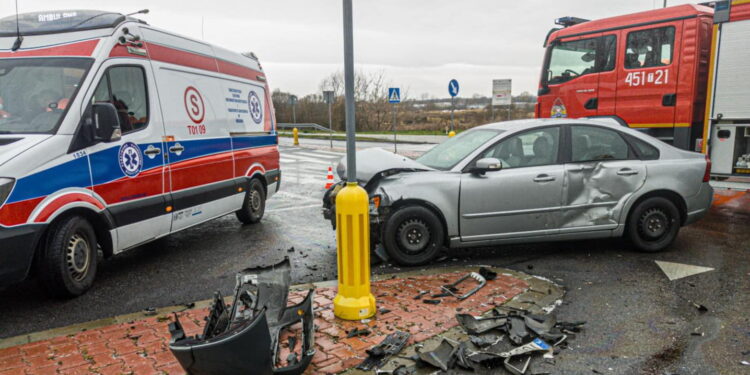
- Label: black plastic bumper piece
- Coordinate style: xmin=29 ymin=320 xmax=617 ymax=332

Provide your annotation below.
xmin=168 ymin=258 xmax=315 ymax=375
xmin=0 ymin=224 xmax=44 ymax=287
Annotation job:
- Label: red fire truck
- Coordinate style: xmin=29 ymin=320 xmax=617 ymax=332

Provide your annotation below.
xmin=536 ymin=0 xmax=750 ymax=189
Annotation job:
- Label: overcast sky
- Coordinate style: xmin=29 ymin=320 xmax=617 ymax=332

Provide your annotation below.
xmin=3 ymin=0 xmax=696 ymax=98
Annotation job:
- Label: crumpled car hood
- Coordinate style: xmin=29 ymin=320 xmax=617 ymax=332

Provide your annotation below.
xmin=336 ymin=148 xmax=433 ymax=183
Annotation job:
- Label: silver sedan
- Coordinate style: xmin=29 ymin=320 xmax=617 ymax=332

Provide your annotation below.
xmin=323 ymin=119 xmax=713 ymax=265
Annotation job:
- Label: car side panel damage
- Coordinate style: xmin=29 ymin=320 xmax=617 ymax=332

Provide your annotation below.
xmin=167 ymin=258 xmax=315 ymax=375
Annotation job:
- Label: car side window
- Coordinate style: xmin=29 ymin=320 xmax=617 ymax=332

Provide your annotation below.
xmin=625 ymin=134 xmax=660 ymax=160
xmin=479 ymin=127 xmax=560 ymax=169
xmin=90 ymin=66 xmax=149 ymax=134
xmin=571 ymin=126 xmax=631 ymax=162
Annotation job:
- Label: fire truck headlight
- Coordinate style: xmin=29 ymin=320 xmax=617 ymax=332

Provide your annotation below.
xmin=0 ymin=178 xmax=15 ymax=207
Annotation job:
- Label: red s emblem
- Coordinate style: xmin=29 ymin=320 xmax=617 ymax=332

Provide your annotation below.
xmin=184 ymin=86 xmax=205 ymax=124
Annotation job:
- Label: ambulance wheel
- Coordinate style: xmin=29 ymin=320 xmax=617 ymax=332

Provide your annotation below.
xmin=236 ymin=179 xmax=266 ymax=224
xmin=38 ymin=216 xmax=98 ymax=298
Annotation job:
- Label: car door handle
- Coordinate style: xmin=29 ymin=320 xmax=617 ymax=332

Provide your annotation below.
xmin=617 ymin=168 xmax=639 ymax=176
xmin=144 ymin=147 xmax=161 ymax=156
xmin=169 ymin=144 xmax=185 ymax=154
xmin=533 ymin=174 xmax=556 ymax=182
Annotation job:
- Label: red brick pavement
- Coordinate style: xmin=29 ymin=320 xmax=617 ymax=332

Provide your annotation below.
xmin=0 ymin=271 xmax=527 ymax=375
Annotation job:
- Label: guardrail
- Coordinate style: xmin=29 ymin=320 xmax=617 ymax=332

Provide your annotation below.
xmin=277 ymin=123 xmax=332 ymax=132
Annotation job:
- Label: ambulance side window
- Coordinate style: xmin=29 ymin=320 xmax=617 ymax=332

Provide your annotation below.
xmin=625 ymin=26 xmax=675 ymax=69
xmin=90 ymin=66 xmax=149 ymax=134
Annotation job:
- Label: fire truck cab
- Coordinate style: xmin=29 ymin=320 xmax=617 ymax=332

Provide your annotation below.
xmin=537 ymin=4 xmax=714 ymax=151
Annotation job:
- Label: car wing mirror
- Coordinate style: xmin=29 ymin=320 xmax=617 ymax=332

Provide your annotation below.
xmin=470 ymin=158 xmax=503 ymax=176
xmin=91 ymin=103 xmax=122 ymax=142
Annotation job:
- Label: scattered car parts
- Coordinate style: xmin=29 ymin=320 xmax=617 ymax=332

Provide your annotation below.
xmin=357 ymin=331 xmax=411 ymax=371
xmin=441 ymin=272 xmax=487 ymax=300
xmin=167 ymin=258 xmax=315 ymax=375
xmin=418 ymin=338 xmax=458 ymax=371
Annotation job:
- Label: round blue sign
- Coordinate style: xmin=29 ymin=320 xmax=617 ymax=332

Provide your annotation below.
xmin=118 ymin=142 xmax=143 ymax=177
xmin=248 ymin=91 xmax=263 ymax=124
xmin=448 ymin=79 xmax=460 ymax=97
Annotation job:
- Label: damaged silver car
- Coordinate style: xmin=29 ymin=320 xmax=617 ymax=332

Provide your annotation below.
xmin=323 ymin=119 xmax=713 ymax=265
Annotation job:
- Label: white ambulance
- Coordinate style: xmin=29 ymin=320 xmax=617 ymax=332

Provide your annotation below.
xmin=0 ymin=10 xmax=280 ymax=297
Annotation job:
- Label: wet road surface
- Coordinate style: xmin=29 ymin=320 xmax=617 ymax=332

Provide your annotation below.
xmin=0 ymin=141 xmax=748 ymax=375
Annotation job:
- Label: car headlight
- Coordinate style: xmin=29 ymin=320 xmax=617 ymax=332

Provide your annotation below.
xmin=369 ymin=195 xmax=381 ymax=213
xmin=0 ymin=178 xmax=14 ymax=207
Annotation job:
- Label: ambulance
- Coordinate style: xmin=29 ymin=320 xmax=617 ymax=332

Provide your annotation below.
xmin=536 ymin=0 xmax=750 ymax=190
xmin=0 ymin=10 xmax=280 ymax=297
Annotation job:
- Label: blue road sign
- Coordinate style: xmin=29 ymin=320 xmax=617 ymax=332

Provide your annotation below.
xmin=449 ymin=79 xmax=460 ymax=97
xmin=388 ymin=87 xmax=401 ymax=103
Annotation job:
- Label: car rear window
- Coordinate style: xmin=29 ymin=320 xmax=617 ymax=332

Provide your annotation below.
xmin=626 ymin=135 xmax=660 ymax=160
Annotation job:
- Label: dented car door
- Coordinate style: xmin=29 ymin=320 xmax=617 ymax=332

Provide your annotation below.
xmin=561 ymin=125 xmax=646 ymax=232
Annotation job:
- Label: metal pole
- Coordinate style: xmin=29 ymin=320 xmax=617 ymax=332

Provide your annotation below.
xmin=450 ymin=96 xmax=455 ymax=132
xmin=663 ymin=0 xmax=667 ymax=8
xmin=343 ymin=0 xmax=356 ymax=183
xmin=490 ymin=102 xmax=494 ymax=122
xmin=292 ymin=103 xmax=296 ymax=124
xmin=328 ymin=101 xmax=333 ymax=149
xmin=508 ymin=104 xmax=512 ymax=121
xmin=392 ymin=104 xmax=397 ymax=153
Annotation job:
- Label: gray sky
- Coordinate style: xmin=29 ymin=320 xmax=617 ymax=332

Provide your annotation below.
xmin=3 ymin=0 xmax=695 ymax=98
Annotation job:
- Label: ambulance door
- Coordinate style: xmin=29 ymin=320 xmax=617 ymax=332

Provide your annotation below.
xmin=615 ymin=22 xmax=681 ymax=128
xmin=539 ymin=34 xmax=603 ymax=119
xmin=83 ymin=61 xmax=171 ymax=251
xmin=153 ymin=68 xmax=237 ymax=233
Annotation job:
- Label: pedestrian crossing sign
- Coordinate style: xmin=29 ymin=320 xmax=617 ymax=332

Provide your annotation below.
xmin=388 ymin=88 xmax=401 ymax=103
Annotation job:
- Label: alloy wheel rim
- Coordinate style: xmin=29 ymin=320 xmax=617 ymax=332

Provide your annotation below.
xmin=66 ymin=233 xmax=90 ymax=282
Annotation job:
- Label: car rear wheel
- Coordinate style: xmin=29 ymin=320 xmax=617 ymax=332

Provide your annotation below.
xmin=38 ymin=215 xmax=98 ymax=298
xmin=627 ymin=197 xmax=680 ymax=252
xmin=236 ymin=179 xmax=266 ymax=224
xmin=383 ymin=206 xmax=444 ymax=266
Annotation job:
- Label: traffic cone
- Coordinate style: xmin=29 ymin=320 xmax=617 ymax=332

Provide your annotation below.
xmin=325 ymin=166 xmax=335 ymax=189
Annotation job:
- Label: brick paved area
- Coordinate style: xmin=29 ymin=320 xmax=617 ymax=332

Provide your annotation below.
xmin=0 ymin=270 xmax=528 ymax=375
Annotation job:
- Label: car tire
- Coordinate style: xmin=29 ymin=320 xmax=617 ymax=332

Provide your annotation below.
xmin=38 ymin=216 xmax=98 ymax=298
xmin=383 ymin=205 xmax=444 ymax=266
xmin=627 ymin=197 xmax=680 ymax=252
xmin=236 ymin=179 xmax=266 ymax=224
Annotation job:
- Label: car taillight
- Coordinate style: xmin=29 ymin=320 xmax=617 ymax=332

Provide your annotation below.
xmin=703 ymin=155 xmax=711 ymax=183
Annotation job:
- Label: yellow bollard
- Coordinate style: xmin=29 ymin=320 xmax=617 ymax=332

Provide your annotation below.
xmin=293 ymin=127 xmax=299 ymax=146
xmin=448 ymin=130 xmax=456 ymax=138
xmin=333 ymin=182 xmax=376 ymax=320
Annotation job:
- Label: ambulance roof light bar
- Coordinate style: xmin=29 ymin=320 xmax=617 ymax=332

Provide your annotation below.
xmin=555 ymin=16 xmax=589 ymax=27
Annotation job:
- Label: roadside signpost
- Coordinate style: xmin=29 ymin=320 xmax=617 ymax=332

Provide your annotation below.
xmin=449 ymin=79 xmax=459 ymax=132
xmin=289 ymin=95 xmax=298 ymax=123
xmin=388 ymin=87 xmax=400 ymax=152
xmin=491 ymin=79 xmax=512 ymax=121
xmin=323 ymin=90 xmax=335 ymax=148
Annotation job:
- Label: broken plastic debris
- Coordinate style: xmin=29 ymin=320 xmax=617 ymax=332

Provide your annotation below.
xmin=441 ymin=272 xmax=487 ymax=300
xmin=357 ymin=331 xmax=410 ymax=371
xmin=418 ymin=338 xmax=458 ymax=371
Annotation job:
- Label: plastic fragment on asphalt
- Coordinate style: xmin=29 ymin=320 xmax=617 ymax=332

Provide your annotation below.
xmin=456 ymin=314 xmax=508 ymax=335
xmin=654 ymin=260 xmax=714 ymax=281
xmin=418 ymin=338 xmax=458 ymax=371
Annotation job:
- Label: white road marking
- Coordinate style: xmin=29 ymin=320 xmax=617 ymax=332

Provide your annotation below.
xmin=267 ymin=204 xmax=321 ymax=213
xmin=655 ymin=260 xmax=715 ymax=281
xmin=292 ymin=151 xmax=342 ymax=159
xmin=280 ymin=156 xmax=332 ymax=165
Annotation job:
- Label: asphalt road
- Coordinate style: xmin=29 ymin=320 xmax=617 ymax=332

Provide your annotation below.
xmin=0 ymin=140 xmax=748 ymax=374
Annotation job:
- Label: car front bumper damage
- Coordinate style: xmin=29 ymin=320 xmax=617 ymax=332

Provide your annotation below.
xmin=168 ymin=258 xmax=315 ymax=375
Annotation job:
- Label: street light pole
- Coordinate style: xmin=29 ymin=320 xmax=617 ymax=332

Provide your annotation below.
xmin=333 ymin=0 xmax=376 ymax=321
xmin=328 ymin=98 xmax=333 ymax=149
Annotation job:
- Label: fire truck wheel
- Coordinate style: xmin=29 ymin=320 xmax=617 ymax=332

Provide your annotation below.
xmin=627 ymin=197 xmax=680 ymax=252
xmin=38 ymin=216 xmax=98 ymax=298
xmin=236 ymin=178 xmax=266 ymax=224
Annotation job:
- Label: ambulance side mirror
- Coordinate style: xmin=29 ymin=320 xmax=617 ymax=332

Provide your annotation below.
xmin=91 ymin=103 xmax=122 ymax=142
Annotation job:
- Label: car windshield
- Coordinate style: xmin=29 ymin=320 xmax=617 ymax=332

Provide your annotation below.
xmin=0 ymin=58 xmax=92 ymax=134
xmin=416 ymin=129 xmax=501 ymax=170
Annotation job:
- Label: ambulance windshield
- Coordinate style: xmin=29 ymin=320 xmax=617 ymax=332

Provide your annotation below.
xmin=0 ymin=58 xmax=93 ymax=134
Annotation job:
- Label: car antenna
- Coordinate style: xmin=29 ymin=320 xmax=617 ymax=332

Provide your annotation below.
xmin=126 ymin=9 xmax=149 ymax=16
xmin=11 ymin=0 xmax=22 ymax=51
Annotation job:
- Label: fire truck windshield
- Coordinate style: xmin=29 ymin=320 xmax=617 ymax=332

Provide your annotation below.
xmin=544 ymin=35 xmax=615 ymax=85
xmin=0 ymin=58 xmax=93 ymax=134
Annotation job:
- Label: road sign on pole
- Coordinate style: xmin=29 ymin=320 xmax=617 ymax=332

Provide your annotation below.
xmin=388 ymin=88 xmax=401 ymax=104
xmin=492 ymin=79 xmax=512 ymax=122
xmin=448 ymin=79 xmax=459 ymax=132
xmin=388 ymin=88 xmax=400 ymax=152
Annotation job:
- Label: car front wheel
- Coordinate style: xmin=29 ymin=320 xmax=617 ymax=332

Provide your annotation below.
xmin=627 ymin=196 xmax=680 ymax=252
xmin=383 ymin=205 xmax=444 ymax=266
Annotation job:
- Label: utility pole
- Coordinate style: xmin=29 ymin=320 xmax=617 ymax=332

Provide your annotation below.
xmin=324 ymin=90 xmax=334 ymax=148
xmin=289 ymin=95 xmax=298 ymax=124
